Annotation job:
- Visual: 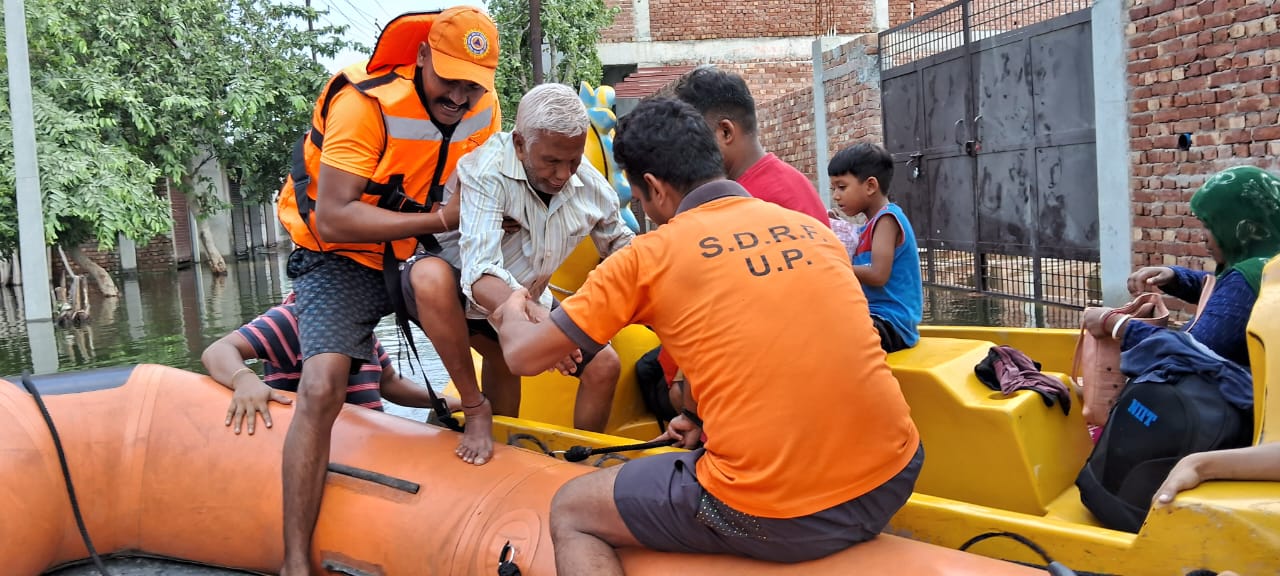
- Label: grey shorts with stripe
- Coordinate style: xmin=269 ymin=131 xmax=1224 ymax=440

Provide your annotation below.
xmin=614 ymin=443 xmax=924 ymax=563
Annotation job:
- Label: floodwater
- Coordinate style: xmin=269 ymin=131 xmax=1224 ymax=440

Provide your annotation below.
xmin=4 ymin=249 xmax=1079 ymax=575
xmin=0 ymin=250 xmax=450 ymax=421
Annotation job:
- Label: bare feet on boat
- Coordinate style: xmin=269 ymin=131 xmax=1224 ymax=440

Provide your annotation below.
xmin=457 ymin=397 xmax=493 ymax=465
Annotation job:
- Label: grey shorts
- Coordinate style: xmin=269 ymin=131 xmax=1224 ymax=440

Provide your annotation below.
xmin=287 ymin=248 xmax=392 ymax=366
xmin=399 ymin=253 xmax=598 ymax=376
xmin=615 ymin=443 xmax=924 ymax=563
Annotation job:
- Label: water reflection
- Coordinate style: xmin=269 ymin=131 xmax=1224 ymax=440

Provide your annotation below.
xmin=0 ymin=251 xmax=450 ymax=421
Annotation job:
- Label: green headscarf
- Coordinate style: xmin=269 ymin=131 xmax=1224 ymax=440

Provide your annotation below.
xmin=1189 ymin=166 xmax=1280 ymax=294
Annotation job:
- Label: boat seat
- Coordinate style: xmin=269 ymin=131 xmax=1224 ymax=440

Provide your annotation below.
xmin=517 ymin=324 xmax=662 ymax=441
xmin=887 ymin=337 xmax=1094 ymax=516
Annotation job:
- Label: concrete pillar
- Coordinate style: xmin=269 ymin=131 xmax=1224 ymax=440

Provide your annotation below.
xmin=1092 ymin=0 xmax=1133 ymax=306
xmin=6 ymin=0 xmax=52 ymax=321
xmin=633 ymin=0 xmax=651 ymax=41
xmin=812 ymin=38 xmax=831 ymax=209
xmin=119 ymin=233 xmax=138 ymax=277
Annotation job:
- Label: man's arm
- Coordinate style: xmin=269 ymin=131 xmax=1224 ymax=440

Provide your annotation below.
xmin=1155 ymin=443 xmax=1280 ymax=504
xmin=490 ymin=290 xmax=589 ymax=375
xmin=311 ymin=89 xmax=451 ymax=244
xmin=584 ymin=168 xmax=635 ymax=257
xmin=457 ymin=167 xmax=525 ymax=315
xmin=201 ymin=319 xmax=293 ymax=434
xmin=377 ymin=367 xmax=440 ymax=409
xmin=201 ymin=332 xmax=260 ymax=390
xmin=492 ymin=243 xmax=646 ymax=375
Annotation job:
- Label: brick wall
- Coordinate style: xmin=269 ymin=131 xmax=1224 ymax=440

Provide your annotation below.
xmin=602 ymin=0 xmax=634 ymax=42
xmin=889 ymin=0 xmax=954 ymax=28
xmin=757 ymin=35 xmax=885 ymax=184
xmin=821 ymin=36 xmax=884 ymax=154
xmin=648 ymin=0 xmax=876 ymax=41
xmin=1127 ymin=0 xmax=1280 ymax=273
xmin=720 ymin=60 xmax=815 ymax=104
xmin=759 ymin=88 xmax=819 ymax=180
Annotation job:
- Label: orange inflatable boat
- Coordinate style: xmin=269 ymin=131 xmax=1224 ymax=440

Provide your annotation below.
xmin=1 ymin=364 xmax=1041 ymax=575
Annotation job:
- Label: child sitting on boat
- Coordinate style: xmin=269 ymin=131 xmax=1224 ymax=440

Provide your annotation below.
xmin=829 ymin=142 xmax=924 ymax=352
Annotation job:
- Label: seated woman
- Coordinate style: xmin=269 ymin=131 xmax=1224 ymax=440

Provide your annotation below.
xmin=1085 ymin=165 xmax=1280 ymax=371
xmin=1075 ymin=166 xmax=1280 ymax=532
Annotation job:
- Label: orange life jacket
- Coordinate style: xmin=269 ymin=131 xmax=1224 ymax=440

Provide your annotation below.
xmin=277 ymin=14 xmax=500 ymax=270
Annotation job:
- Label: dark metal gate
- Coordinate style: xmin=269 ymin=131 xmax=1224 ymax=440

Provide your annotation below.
xmin=878 ymin=0 xmax=1100 ymax=311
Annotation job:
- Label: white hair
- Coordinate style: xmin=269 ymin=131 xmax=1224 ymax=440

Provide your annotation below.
xmin=514 ymin=83 xmax=589 ymax=143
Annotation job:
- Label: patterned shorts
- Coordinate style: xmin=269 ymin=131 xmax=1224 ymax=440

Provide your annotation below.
xmin=287 ymin=248 xmax=392 ymax=365
xmin=614 ymin=444 xmax=924 ymax=563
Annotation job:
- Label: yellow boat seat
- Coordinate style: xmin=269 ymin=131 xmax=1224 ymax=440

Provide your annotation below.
xmin=887 ymin=338 xmax=1094 ymax=516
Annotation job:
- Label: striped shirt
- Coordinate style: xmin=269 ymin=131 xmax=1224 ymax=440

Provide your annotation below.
xmin=236 ymin=303 xmax=387 ymax=410
xmin=434 ymin=132 xmax=634 ymax=319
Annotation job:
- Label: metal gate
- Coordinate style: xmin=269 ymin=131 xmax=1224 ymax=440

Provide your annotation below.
xmin=878 ymin=0 xmax=1100 ymax=310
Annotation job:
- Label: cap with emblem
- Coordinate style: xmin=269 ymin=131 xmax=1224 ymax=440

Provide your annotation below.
xmin=428 ymin=6 xmax=499 ymax=93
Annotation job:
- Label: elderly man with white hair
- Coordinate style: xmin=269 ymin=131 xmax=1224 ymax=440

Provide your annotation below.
xmin=403 ymin=83 xmax=634 ymax=465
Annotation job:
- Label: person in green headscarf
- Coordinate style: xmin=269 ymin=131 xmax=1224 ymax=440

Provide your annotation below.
xmin=1084 ymin=165 xmax=1280 ymax=368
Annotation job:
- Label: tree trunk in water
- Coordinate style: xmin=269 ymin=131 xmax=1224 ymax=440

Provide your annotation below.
xmin=68 ymin=245 xmax=119 ymax=297
xmin=0 ymin=257 xmax=9 ymax=286
xmin=196 ymin=217 xmax=228 ymax=276
xmin=182 ymin=174 xmax=229 ymax=277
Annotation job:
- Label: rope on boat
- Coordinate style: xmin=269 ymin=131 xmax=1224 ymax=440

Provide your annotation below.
xmin=549 ymin=283 xmax=576 ymax=297
xmin=21 ymin=371 xmax=114 ymax=576
xmin=958 ymin=531 xmax=1077 ymax=576
xmin=506 ymin=434 xmax=677 ymax=467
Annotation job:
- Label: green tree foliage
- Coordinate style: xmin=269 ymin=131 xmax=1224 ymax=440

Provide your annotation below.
xmin=490 ymin=0 xmax=617 ymax=129
xmin=0 ymin=0 xmax=356 ymax=254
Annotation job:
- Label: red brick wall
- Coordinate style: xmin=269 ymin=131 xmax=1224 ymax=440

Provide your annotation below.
xmin=759 ymin=88 xmax=819 ymax=181
xmin=822 ymin=37 xmax=884 ymax=154
xmin=722 ymin=60 xmax=815 ymax=104
xmin=757 ymin=35 xmax=885 ymax=184
xmin=648 ymin=0 xmax=876 ymax=41
xmin=601 ymin=0 xmax=634 ymax=42
xmin=889 ymin=0 xmax=953 ymax=28
xmin=1127 ymin=0 xmax=1280 ymax=273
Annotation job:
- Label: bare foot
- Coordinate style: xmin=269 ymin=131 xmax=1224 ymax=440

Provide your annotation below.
xmin=456 ymin=398 xmax=494 ymax=465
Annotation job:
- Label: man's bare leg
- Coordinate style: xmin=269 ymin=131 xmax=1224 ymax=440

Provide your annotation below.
xmin=574 ymin=344 xmax=620 ymax=432
xmin=408 ymin=257 xmax=492 ymax=465
xmin=550 ymin=465 xmax=644 ymax=576
xmin=280 ymin=353 xmax=349 ymax=576
xmin=472 ymin=335 xmax=522 ymax=417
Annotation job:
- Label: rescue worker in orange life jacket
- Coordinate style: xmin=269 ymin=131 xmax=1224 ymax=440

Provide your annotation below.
xmin=274 ymin=7 xmax=501 ymax=575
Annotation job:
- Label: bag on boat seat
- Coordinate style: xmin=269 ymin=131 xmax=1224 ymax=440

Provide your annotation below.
xmin=1075 ymin=373 xmax=1250 ymax=533
xmin=1073 ymin=292 xmax=1170 ymax=427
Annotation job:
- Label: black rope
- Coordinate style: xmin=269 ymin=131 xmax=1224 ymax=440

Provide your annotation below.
xmin=559 ymin=438 xmax=677 ymax=463
xmin=507 ymin=433 xmax=553 ymax=455
xmin=591 ymin=453 xmax=632 ymax=467
xmin=21 ymin=371 xmax=113 ymax=576
xmin=958 ymin=531 xmax=1077 ymax=576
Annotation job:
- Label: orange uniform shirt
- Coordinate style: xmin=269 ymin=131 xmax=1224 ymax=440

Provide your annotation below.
xmin=554 ymin=180 xmax=920 ymax=518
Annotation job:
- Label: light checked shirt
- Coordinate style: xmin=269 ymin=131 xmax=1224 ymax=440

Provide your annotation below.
xmin=434 ymin=132 xmax=634 ymax=319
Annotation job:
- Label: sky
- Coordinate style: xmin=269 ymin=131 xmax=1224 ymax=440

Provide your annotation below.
xmin=284 ymin=0 xmax=487 ymax=72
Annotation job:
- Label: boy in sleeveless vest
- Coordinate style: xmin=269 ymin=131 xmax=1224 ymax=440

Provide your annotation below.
xmin=829 ymin=143 xmax=924 ymax=353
